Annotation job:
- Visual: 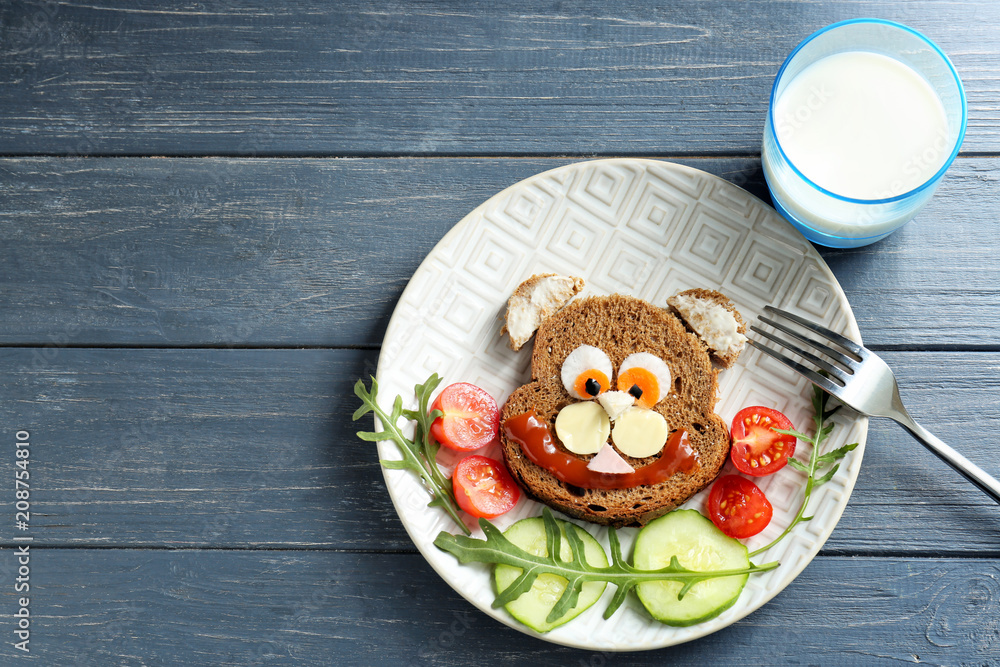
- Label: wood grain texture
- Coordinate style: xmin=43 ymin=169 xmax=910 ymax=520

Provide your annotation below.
xmin=0 ymin=156 xmax=997 ymax=348
xmin=0 ymin=1 xmax=998 ymax=156
xmin=4 ymin=347 xmax=999 ymax=554
xmin=2 ymin=1 xmax=998 ymax=663
xmin=0 ymin=549 xmax=996 ymax=665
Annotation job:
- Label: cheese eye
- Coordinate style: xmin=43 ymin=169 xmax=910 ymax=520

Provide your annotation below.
xmin=561 ymin=345 xmax=613 ymax=400
xmin=617 ymin=352 xmax=671 ymax=409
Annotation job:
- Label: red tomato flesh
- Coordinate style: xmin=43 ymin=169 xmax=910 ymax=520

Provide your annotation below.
xmin=430 ymin=383 xmax=500 ymax=452
xmin=707 ymin=475 xmax=773 ymax=539
xmin=452 ymin=455 xmax=520 ymax=519
xmin=730 ymin=406 xmax=796 ymax=476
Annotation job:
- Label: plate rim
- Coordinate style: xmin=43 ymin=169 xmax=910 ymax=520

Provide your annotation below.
xmin=373 ymin=157 xmax=868 ymax=650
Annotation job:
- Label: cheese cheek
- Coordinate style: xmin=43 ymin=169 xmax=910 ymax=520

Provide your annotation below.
xmin=611 ymin=407 xmax=668 ymax=459
xmin=554 ymin=401 xmax=611 ymax=455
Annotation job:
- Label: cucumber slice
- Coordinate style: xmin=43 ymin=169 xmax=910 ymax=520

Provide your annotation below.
xmin=634 ymin=509 xmax=750 ymax=626
xmin=494 ymin=517 xmax=608 ymax=633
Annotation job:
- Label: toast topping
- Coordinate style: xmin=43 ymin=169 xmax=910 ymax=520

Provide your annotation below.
xmin=561 ymin=345 xmax=613 ymax=399
xmin=611 ymin=407 xmax=669 ymax=458
xmin=616 ymin=352 xmax=672 ymax=409
xmin=505 ymin=411 xmax=700 ymax=490
xmin=667 ymin=292 xmax=747 ymax=360
xmin=597 ymin=390 xmax=634 ymax=422
xmin=554 ymin=401 xmax=611 ymax=455
xmin=586 ymin=444 xmax=635 ymax=475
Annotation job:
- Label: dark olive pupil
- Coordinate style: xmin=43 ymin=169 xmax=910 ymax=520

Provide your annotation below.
xmin=584 ymin=378 xmax=601 ymax=396
xmin=628 ymin=384 xmax=643 ymax=400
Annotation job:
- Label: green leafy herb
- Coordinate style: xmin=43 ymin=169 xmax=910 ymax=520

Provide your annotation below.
xmin=748 ymin=386 xmax=859 ymax=558
xmin=434 ymin=507 xmax=779 ymax=623
xmin=354 ymin=374 xmax=470 ymax=535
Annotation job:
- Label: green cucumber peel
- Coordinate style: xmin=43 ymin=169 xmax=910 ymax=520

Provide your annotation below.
xmin=434 ymin=507 xmax=779 ymax=623
xmin=748 ymin=386 xmax=859 ymax=558
xmin=354 ymin=374 xmax=470 ymax=535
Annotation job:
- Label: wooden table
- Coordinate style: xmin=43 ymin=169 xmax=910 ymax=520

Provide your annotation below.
xmin=2 ymin=2 xmax=999 ymax=664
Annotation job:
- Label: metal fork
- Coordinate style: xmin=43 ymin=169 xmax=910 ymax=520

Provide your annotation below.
xmin=749 ymin=305 xmax=1000 ymax=504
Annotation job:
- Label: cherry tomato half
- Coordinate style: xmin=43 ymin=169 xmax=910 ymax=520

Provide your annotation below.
xmin=730 ymin=406 xmax=797 ymax=476
xmin=430 ymin=383 xmax=500 ymax=452
xmin=707 ymin=474 xmax=773 ymax=539
xmin=452 ymin=455 xmax=521 ymax=519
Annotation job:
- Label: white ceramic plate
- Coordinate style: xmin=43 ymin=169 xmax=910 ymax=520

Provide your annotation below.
xmin=374 ymin=159 xmax=867 ymax=651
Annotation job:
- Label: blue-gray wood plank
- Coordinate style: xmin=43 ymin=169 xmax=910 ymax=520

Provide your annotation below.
xmin=0 ymin=157 xmax=997 ymax=348
xmin=0 ymin=1 xmax=999 ymax=156
xmin=2 ymin=0 xmax=1000 ymax=663
xmin=0 ymin=550 xmax=996 ymax=665
xmin=1 ymin=347 xmax=997 ymax=554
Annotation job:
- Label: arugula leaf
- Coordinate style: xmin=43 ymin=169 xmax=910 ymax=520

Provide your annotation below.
xmin=354 ymin=374 xmax=470 ymax=535
xmin=434 ymin=508 xmax=779 ymax=623
xmin=748 ymin=385 xmax=859 ymax=558
xmin=787 ymin=457 xmax=810 ymax=473
xmin=425 ymin=380 xmax=858 ymax=630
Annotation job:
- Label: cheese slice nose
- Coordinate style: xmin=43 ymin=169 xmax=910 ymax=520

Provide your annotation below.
xmin=611 ymin=407 xmax=668 ymax=458
xmin=597 ymin=390 xmax=634 ymax=422
xmin=554 ymin=401 xmax=611 ymax=455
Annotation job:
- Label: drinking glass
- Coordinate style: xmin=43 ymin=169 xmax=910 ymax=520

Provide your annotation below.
xmin=761 ymin=19 xmax=966 ymax=248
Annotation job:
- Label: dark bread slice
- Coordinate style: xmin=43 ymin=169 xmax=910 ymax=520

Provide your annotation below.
xmin=500 ymin=295 xmax=731 ymax=527
xmin=667 ymin=288 xmax=747 ymax=369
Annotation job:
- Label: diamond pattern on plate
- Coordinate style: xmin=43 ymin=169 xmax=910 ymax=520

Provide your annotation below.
xmin=753 ymin=203 xmax=814 ymax=255
xmin=625 ymin=177 xmax=693 ymax=248
xmin=787 ymin=258 xmax=843 ymax=322
xmin=463 ymin=226 xmax=529 ymax=292
xmin=589 ymin=234 xmax=659 ymax=295
xmin=545 ymin=202 xmax=610 ymax=273
xmin=568 ymin=162 xmax=641 ymax=222
xmin=537 ymin=163 xmax=577 ymax=196
xmin=482 ymin=183 xmax=558 ymax=247
xmin=731 ymin=238 xmax=802 ymax=302
xmin=649 ymin=266 xmax=709 ymax=304
xmin=375 ymin=159 xmax=866 ymax=652
xmin=647 ymin=160 xmax=710 ymax=199
xmin=672 ymin=202 xmax=749 ymax=283
xmin=705 ymin=178 xmax=759 ymax=222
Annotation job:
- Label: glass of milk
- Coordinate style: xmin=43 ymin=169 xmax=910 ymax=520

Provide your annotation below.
xmin=762 ymin=19 xmax=966 ymax=248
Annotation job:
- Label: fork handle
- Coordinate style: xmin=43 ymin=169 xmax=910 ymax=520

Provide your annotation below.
xmin=895 ymin=416 xmax=1000 ymax=504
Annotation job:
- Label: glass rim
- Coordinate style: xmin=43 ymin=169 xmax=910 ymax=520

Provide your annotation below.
xmin=767 ymin=18 xmax=968 ymax=205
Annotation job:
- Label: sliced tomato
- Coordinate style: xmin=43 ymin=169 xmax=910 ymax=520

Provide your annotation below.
xmin=707 ymin=475 xmax=773 ymax=539
xmin=730 ymin=406 xmax=796 ymax=476
xmin=452 ymin=455 xmax=521 ymax=519
xmin=430 ymin=383 xmax=500 ymax=452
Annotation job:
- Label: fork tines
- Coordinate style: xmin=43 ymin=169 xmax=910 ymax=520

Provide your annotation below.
xmin=747 ymin=306 xmax=863 ymax=395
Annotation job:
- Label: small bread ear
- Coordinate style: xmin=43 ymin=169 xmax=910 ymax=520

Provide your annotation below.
xmin=502 ymin=274 xmax=584 ymax=351
xmin=666 ymin=289 xmax=747 ymax=368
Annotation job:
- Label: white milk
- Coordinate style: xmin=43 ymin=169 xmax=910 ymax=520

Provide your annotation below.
xmin=772 ymin=50 xmax=949 ymax=200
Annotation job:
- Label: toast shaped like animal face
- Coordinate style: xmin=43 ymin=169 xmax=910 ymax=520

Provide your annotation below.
xmin=499 ymin=295 xmax=732 ymax=527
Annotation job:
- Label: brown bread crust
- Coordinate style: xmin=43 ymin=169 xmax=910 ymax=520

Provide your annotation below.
xmin=499 ymin=295 xmax=731 ymax=527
